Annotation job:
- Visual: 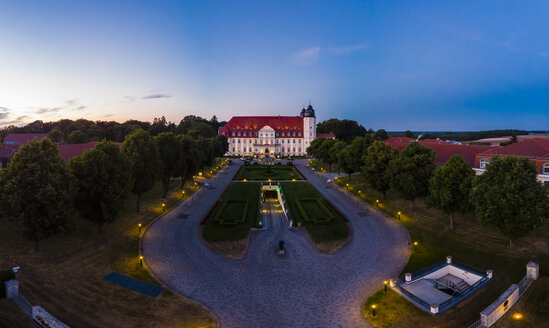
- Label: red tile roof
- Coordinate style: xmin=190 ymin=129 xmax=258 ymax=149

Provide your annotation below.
xmin=219 ymin=116 xmax=304 ymax=137
xmin=4 ymin=133 xmax=47 ymax=145
xmin=383 ymin=137 xmax=414 ymax=150
xmin=58 ymin=142 xmax=100 ymax=162
xmin=418 ymin=140 xmax=492 ymax=167
xmin=317 ymin=133 xmax=335 ymax=139
xmin=477 ymin=138 xmax=549 ymax=159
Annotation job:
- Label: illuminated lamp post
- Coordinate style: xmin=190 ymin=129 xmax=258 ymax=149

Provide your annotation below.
xmin=376 ymin=199 xmax=379 ymax=207
xmin=414 ymin=241 xmax=418 ymax=251
xmin=371 ymin=304 xmax=376 ymax=317
xmin=138 ymin=223 xmax=142 ymax=233
xmin=139 ymin=256 xmax=143 ymax=267
xmin=384 ymin=280 xmax=388 ymax=294
xmin=397 ymin=211 xmax=401 ymax=220
xmin=162 ymin=203 xmax=166 ymax=212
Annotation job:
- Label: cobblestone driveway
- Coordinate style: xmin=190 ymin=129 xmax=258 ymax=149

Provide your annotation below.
xmin=142 ymin=160 xmax=410 ymax=328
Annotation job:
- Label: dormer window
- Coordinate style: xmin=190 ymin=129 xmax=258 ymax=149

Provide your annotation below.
xmin=238 ymin=132 xmax=241 ymax=136
xmin=232 ymin=132 xmax=235 ymax=137
xmin=298 ymin=132 xmax=301 ymax=137
xmin=479 ymin=158 xmax=490 ymax=169
xmin=243 ymin=132 xmax=247 ymax=136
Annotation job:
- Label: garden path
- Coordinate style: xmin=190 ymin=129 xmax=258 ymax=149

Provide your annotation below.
xmin=142 ymin=160 xmax=410 ymax=328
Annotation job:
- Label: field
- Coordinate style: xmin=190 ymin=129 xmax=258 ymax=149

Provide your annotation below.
xmin=332 ymin=174 xmax=549 ymax=327
xmin=234 ymin=164 xmax=303 ymax=181
xmin=280 ymin=182 xmax=349 ymax=253
xmin=202 ymin=182 xmax=261 ymax=257
xmin=0 ymin=179 xmax=216 ymax=328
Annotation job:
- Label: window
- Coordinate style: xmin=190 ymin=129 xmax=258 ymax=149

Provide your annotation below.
xmin=544 ymin=163 xmax=549 ymax=175
xmin=238 ymin=132 xmax=241 ymax=136
xmin=238 ymin=139 xmax=240 ymax=143
xmin=232 ymin=132 xmax=235 ymax=137
xmin=222 ymin=132 xmax=225 ymax=136
xmin=282 ymin=139 xmax=284 ymax=143
xmin=232 ymin=147 xmax=235 ymax=152
xmin=479 ymin=158 xmax=490 ymax=169
xmin=298 ymin=132 xmax=301 ymax=137
xmin=293 ymin=139 xmax=295 ymax=143
xmin=309 ymin=133 xmax=312 ymax=137
xmin=293 ymin=132 xmax=296 ymax=136
xmin=232 ymin=139 xmax=235 ymax=143
xmin=243 ymin=132 xmax=247 ymax=136
xmin=282 ymin=132 xmax=285 ymax=136
xmin=260 ymin=133 xmax=263 ymax=137
xmin=276 ymin=132 xmax=279 ymax=137
xmin=243 ymin=139 xmax=246 ymax=143
xmin=298 ymin=139 xmax=301 ymax=143
xmin=544 ymin=181 xmax=549 ymax=188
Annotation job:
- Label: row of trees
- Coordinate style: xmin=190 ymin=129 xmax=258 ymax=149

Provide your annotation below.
xmin=0 ymin=115 xmax=225 ymax=145
xmin=309 ymin=137 xmax=549 ymax=245
xmin=316 ymin=118 xmax=389 ymax=141
xmin=0 ymin=130 xmax=228 ymax=251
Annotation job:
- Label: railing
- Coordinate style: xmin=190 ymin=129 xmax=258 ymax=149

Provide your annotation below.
xmin=403 ymin=261 xmax=448 ymax=280
xmin=394 ymin=281 xmax=431 ymax=311
xmin=466 ymin=319 xmax=483 ymax=328
xmin=438 ymin=275 xmax=491 ymax=312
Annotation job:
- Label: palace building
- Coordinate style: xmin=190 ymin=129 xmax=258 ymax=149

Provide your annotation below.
xmin=218 ymin=104 xmax=332 ymax=157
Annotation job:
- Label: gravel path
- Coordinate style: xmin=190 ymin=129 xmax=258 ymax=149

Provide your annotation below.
xmin=142 ymin=160 xmax=410 ymax=328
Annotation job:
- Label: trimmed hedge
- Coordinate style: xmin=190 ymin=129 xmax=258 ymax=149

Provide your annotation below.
xmin=213 ymin=200 xmax=249 ymax=225
xmin=295 ymin=198 xmax=335 ymax=223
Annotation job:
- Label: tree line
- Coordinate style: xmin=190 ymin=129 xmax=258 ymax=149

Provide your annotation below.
xmin=0 ymin=130 xmax=228 ymax=251
xmin=308 ymin=137 xmax=549 ymax=246
xmin=0 ymin=115 xmax=226 ymax=144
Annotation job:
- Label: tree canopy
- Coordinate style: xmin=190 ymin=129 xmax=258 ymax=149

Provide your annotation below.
xmin=122 ymin=129 xmax=161 ymax=212
xmin=387 ymin=142 xmax=435 ymax=211
xmin=0 ymin=138 xmax=76 ymax=251
xmin=470 ymin=156 xmax=549 ymax=245
xmin=154 ymin=132 xmax=182 ymax=198
xmin=426 ymin=155 xmax=475 ymax=230
xmin=316 ymin=118 xmax=367 ymax=141
xmin=70 ymin=140 xmax=132 ymax=231
xmin=361 ymin=140 xmax=398 ymax=197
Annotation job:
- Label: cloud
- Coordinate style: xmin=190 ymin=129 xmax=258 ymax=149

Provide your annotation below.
xmin=34 ymin=99 xmax=87 ymax=114
xmin=328 ymin=44 xmax=368 ymax=55
xmin=103 ymin=114 xmax=114 ymax=118
xmin=291 ymin=46 xmax=320 ymax=65
xmin=16 ymin=115 xmax=28 ymax=121
xmin=73 ymin=105 xmax=87 ymax=111
xmin=36 ymin=106 xmax=63 ymax=114
xmin=0 ymin=107 xmax=9 ymax=120
xmin=142 ymin=93 xmax=172 ymax=100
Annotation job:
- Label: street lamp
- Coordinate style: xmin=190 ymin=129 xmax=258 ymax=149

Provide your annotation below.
xmin=371 ymin=304 xmax=376 ymax=317
xmin=513 ymin=313 xmax=523 ymax=320
xmin=139 ymin=256 xmax=143 ymax=267
xmin=414 ymin=241 xmax=418 ymax=251
xmin=397 ymin=211 xmax=401 ymax=220
xmin=138 ymin=223 xmax=141 ymax=233
xmin=384 ymin=280 xmax=388 ymax=294
xmin=162 ymin=203 xmax=166 ymax=212
xmin=376 ymin=199 xmax=379 ymax=207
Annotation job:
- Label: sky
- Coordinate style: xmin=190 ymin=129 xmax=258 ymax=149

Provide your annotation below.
xmin=0 ymin=1 xmax=548 ymax=131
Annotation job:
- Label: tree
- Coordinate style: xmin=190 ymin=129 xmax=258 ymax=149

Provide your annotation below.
xmin=187 ymin=122 xmax=217 ymax=138
xmin=67 ymin=130 xmax=88 ymax=144
xmin=362 ymin=140 xmax=398 ymax=197
xmin=387 ymin=142 xmax=435 ymax=211
xmin=70 ymin=140 xmax=132 ymax=232
xmin=426 ymin=155 xmax=475 ymax=230
xmin=214 ymin=135 xmax=229 ymax=157
xmin=122 ymin=129 xmax=161 ymax=212
xmin=154 ymin=132 xmax=181 ymax=198
xmin=47 ymin=127 xmax=63 ymax=143
xmin=404 ymin=130 xmax=415 ymax=138
xmin=374 ymin=129 xmax=389 ymax=141
xmin=306 ymin=137 xmax=327 ymax=157
xmin=316 ymin=118 xmax=367 ymax=141
xmin=336 ymin=147 xmax=355 ymax=181
xmin=470 ymin=156 xmax=549 ymax=246
xmin=500 ymin=131 xmax=519 ymax=146
xmin=316 ymin=138 xmax=337 ymax=169
xmin=178 ymin=135 xmax=202 ymax=187
xmin=328 ymin=140 xmax=345 ymax=173
xmin=347 ymin=136 xmax=373 ymax=182
xmin=1 ymin=139 xmax=76 ymax=251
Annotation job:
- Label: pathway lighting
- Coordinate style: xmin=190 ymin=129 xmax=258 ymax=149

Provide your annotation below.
xmin=414 ymin=241 xmax=418 ymax=251
xmin=376 ymin=199 xmax=379 ymax=207
xmin=346 ymin=183 xmax=349 ymax=187
xmin=397 ymin=211 xmax=401 ymax=220
xmin=138 ymin=223 xmax=142 ymax=233
xmin=139 ymin=256 xmax=143 ymax=267
xmin=243 ymin=179 xmax=247 ymax=182
xmin=371 ymin=304 xmax=376 ymax=317
xmin=162 ymin=203 xmax=166 ymax=212
xmin=384 ymin=280 xmax=388 ymax=293
xmin=292 ymin=179 xmax=296 ymax=182
xmin=513 ymin=313 xmax=523 ymax=320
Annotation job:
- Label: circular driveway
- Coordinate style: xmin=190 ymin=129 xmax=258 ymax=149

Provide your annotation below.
xmin=142 ymin=160 xmax=410 ymax=328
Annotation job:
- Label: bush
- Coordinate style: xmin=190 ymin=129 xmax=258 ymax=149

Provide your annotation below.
xmin=0 ymin=269 xmax=16 ymax=298
xmin=539 ymin=292 xmax=549 ymax=312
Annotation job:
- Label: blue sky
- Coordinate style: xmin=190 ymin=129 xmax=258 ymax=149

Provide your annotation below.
xmin=0 ymin=1 xmax=548 ymax=130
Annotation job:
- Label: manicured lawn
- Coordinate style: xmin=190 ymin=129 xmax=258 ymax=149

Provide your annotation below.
xmin=0 ymin=178 xmax=216 ymax=328
xmin=234 ymin=164 xmax=303 ymax=181
xmin=280 ymin=182 xmax=349 ymax=252
xmin=203 ymin=182 xmax=261 ymax=245
xmin=330 ymin=173 xmax=549 ymax=327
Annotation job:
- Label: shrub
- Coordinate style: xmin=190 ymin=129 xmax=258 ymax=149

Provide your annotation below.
xmin=539 ymin=292 xmax=549 ymax=312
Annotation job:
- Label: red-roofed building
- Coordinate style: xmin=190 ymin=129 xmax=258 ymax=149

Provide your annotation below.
xmin=218 ymin=105 xmax=317 ymax=156
xmin=383 ymin=137 xmax=549 ymax=187
xmin=3 ymin=133 xmax=47 ymax=146
xmin=317 ymin=133 xmax=336 ymax=139
xmin=474 ymin=139 xmax=549 ymax=186
xmin=57 ymin=142 xmax=101 ymax=162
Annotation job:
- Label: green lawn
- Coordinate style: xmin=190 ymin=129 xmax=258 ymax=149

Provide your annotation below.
xmin=203 ymin=182 xmax=261 ymax=243
xmin=280 ymin=182 xmax=349 ymax=252
xmin=0 ymin=178 xmax=216 ymax=328
xmin=234 ymin=164 xmax=303 ymax=181
xmin=330 ymin=173 xmax=549 ymax=327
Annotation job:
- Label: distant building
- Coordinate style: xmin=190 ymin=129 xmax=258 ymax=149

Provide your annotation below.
xmin=3 ymin=133 xmax=47 ymax=145
xmin=218 ymin=105 xmax=318 ymax=157
xmin=384 ymin=137 xmax=549 ymax=187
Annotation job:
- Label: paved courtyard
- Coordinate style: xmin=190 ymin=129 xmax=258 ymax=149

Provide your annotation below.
xmin=142 ymin=160 xmax=410 ymax=328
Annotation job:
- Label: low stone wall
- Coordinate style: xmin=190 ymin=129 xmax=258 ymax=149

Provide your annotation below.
xmin=33 ymin=306 xmax=70 ymax=328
